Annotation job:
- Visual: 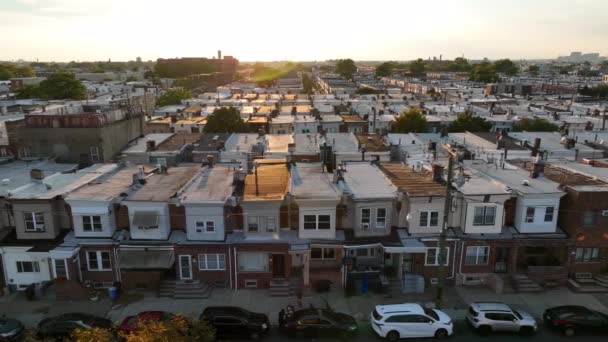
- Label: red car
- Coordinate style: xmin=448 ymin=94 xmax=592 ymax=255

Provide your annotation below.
xmin=118 ymin=311 xmax=175 ymax=334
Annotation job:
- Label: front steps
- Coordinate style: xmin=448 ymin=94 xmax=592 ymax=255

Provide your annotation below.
xmin=158 ymin=279 xmax=214 ymax=299
xmin=512 ymin=274 xmax=544 ymax=292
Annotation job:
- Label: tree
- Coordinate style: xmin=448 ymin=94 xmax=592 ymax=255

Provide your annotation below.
xmin=16 ymin=84 xmax=41 ymax=99
xmin=579 ymin=84 xmax=608 ymax=98
xmin=449 ymin=111 xmax=492 ymax=132
xmin=392 ymin=107 xmax=427 ymax=133
xmin=355 ymin=86 xmax=383 ymax=95
xmin=72 ymin=327 xmax=114 ymax=342
xmin=513 ymin=117 xmax=559 ymax=132
xmin=157 ymin=87 xmax=192 ymax=107
xmin=375 ymin=62 xmax=395 ymax=77
xmin=335 ymin=59 xmax=357 ymax=80
xmin=528 ymin=65 xmax=539 ymax=76
xmin=493 ymin=59 xmax=518 ymax=76
xmin=17 ymin=72 xmax=87 ymax=100
xmin=469 ymin=62 xmax=499 ymax=83
xmin=0 ymin=64 xmax=35 ymax=80
xmin=204 ymin=107 xmax=246 ymax=133
xmin=409 ymin=58 xmax=426 ymax=74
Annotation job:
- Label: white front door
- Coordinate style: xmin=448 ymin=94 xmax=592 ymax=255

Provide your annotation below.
xmin=179 ymin=255 xmax=192 ymax=280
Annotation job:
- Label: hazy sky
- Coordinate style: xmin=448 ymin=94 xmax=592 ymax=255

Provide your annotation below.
xmin=1 ymin=0 xmax=607 ymax=62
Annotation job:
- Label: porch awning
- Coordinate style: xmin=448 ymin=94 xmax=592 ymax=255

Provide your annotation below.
xmin=132 ymin=211 xmax=159 ymax=227
xmin=384 ymin=238 xmax=427 ymax=253
xmin=119 ymin=250 xmax=175 ymax=270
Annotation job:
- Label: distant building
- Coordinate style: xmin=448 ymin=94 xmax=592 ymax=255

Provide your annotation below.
xmin=9 ymin=77 xmax=46 ymax=90
xmin=156 ymin=51 xmax=239 ymax=84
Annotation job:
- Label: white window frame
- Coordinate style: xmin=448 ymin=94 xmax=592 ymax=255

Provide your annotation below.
xmin=24 ymin=212 xmax=46 ymax=232
xmin=87 ymin=251 xmax=111 ymax=271
xmin=198 ymin=253 xmax=226 ymax=271
xmin=90 ymin=146 xmax=100 ymax=163
xmin=465 ymin=246 xmax=490 ymax=265
xmin=195 ymin=220 xmax=215 ymax=233
xmin=310 ymin=247 xmax=336 ymax=260
xmin=52 ymin=259 xmax=69 ymax=279
xmin=525 ymin=207 xmax=535 ymax=223
xmin=419 ymin=211 xmax=439 ymax=227
xmin=16 ymin=261 xmax=40 ymax=273
xmin=361 ymin=208 xmax=371 ymax=229
xmin=303 ymin=214 xmax=331 ymax=230
xmin=425 ymin=247 xmax=450 ymax=266
xmin=473 ymin=206 xmax=496 ymax=226
xmin=375 ymin=208 xmax=387 ymax=228
xmin=247 ymin=216 xmax=276 ymax=233
xmin=575 ymin=248 xmax=600 ymax=263
xmin=544 ymin=207 xmax=554 ymax=222
xmin=82 ymin=215 xmax=103 ymax=232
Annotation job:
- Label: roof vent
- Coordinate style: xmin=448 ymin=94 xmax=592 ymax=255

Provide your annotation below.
xmin=522 ymin=180 xmax=530 ymax=186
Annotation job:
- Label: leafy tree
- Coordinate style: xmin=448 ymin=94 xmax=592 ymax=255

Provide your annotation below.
xmin=392 ymin=107 xmax=427 ymax=133
xmin=409 ymin=58 xmax=426 ymax=74
xmin=449 ymin=111 xmax=492 ymax=132
xmin=528 ymin=65 xmax=539 ymax=76
xmin=493 ymin=59 xmax=518 ymax=76
xmin=469 ymin=62 xmax=499 ymax=83
xmin=72 ymin=327 xmax=114 ymax=342
xmin=513 ymin=117 xmax=559 ymax=132
xmin=0 ymin=64 xmax=35 ymax=80
xmin=157 ymin=87 xmax=192 ymax=107
xmin=355 ymin=86 xmax=383 ymax=95
xmin=302 ymin=73 xmax=316 ymax=94
xmin=579 ymin=84 xmax=608 ymax=98
xmin=375 ymin=62 xmax=395 ymax=77
xmin=16 ymin=84 xmax=41 ymax=99
xmin=335 ymin=59 xmax=357 ymax=79
xmin=204 ymin=107 xmax=246 ymax=133
xmin=17 ymin=72 xmax=86 ymax=100
xmin=154 ymin=59 xmax=216 ymax=78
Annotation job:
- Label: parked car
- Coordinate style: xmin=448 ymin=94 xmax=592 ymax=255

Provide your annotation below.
xmin=466 ymin=302 xmax=537 ymax=336
xmin=544 ymin=305 xmax=608 ymax=336
xmin=370 ymin=303 xmax=453 ymax=340
xmin=118 ymin=311 xmax=175 ymax=334
xmin=280 ymin=308 xmax=357 ymax=338
xmin=200 ymin=306 xmax=269 ymax=340
xmin=37 ymin=313 xmax=113 ymax=339
xmin=0 ymin=316 xmax=25 ymax=341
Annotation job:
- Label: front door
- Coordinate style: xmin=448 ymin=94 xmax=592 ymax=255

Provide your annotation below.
xmin=179 ymin=255 xmax=192 ymax=280
xmin=403 ymin=254 xmax=413 ymax=273
xmin=494 ymin=248 xmax=509 ymax=273
xmin=272 ymin=254 xmax=285 ymax=278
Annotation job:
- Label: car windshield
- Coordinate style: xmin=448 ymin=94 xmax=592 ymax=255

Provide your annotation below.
xmin=424 ymin=308 xmax=439 ymax=321
xmin=372 ymin=309 xmax=383 ymax=321
xmin=513 ymin=310 xmax=523 ymax=320
xmin=468 ymin=307 xmax=478 ymax=317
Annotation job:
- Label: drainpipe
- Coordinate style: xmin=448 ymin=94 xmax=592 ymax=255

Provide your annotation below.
xmin=228 ymin=245 xmax=233 ymax=290
xmin=233 ymin=247 xmax=238 ymax=291
xmin=113 ymin=247 xmax=121 ymax=283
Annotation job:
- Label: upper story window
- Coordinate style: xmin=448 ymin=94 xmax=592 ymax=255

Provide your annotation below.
xmin=133 ymin=211 xmax=159 ymax=230
xmin=195 ymin=221 xmax=215 ymax=233
xmin=376 ymin=208 xmax=387 ymax=228
xmin=24 ymin=212 xmax=45 ymax=232
xmin=82 ymin=216 xmax=102 ymax=232
xmin=544 ymin=207 xmax=554 ymax=222
xmin=582 ymin=211 xmax=596 ymax=226
xmin=311 ymin=248 xmax=336 ymax=260
xmin=525 ymin=207 xmax=535 ymax=223
xmin=473 ymin=206 xmax=495 ymax=226
xmin=247 ymin=216 xmax=276 ymax=233
xmin=89 ymin=146 xmax=100 ymax=163
xmin=303 ymin=215 xmax=331 ymax=230
xmin=361 ymin=208 xmax=371 ymax=229
xmin=420 ymin=211 xmax=439 ymax=227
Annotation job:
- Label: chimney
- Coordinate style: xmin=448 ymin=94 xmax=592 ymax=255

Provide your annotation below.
xmin=531 ymin=160 xmax=545 ymax=179
xmin=432 ymin=163 xmax=444 ymax=182
xmin=170 ymin=116 xmax=177 ymax=123
xmin=531 ymin=138 xmax=541 ymax=157
xmin=30 ymin=169 xmax=44 ymax=181
xmin=218 ymin=50 xmax=222 ymax=60
xmin=146 ymin=139 xmax=156 ymax=152
xmin=207 ymin=155 xmax=215 ymax=168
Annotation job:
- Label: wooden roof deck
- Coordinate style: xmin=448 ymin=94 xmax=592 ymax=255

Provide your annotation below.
xmin=379 ymin=163 xmax=445 ymax=197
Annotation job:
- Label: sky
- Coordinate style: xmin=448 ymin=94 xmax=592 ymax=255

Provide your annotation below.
xmin=1 ymin=0 xmax=607 ymax=62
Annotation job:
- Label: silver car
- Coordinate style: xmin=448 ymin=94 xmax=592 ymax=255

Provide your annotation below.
xmin=466 ymin=302 xmax=537 ymax=336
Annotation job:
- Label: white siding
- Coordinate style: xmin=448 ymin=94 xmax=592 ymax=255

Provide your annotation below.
xmin=126 ymin=201 xmax=170 ymax=240
xmin=184 ymin=204 xmax=225 ymax=241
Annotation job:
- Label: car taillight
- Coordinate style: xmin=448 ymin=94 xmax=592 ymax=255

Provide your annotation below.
xmin=553 ymin=319 xmax=568 ymax=326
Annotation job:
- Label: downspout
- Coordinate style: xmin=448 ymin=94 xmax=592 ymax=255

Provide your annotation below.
xmin=458 ymin=240 xmax=465 ymax=283
xmin=77 ymin=254 xmax=83 ymax=283
xmin=113 ymin=246 xmax=121 ymax=283
xmin=228 ymin=244 xmax=233 ymax=290
xmin=233 ymin=247 xmax=238 ymax=291
xmin=0 ymin=251 xmax=9 ymax=288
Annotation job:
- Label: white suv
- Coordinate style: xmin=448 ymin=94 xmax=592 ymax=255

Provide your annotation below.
xmin=371 ymin=303 xmax=454 ymax=340
xmin=466 ymin=302 xmax=537 ymax=336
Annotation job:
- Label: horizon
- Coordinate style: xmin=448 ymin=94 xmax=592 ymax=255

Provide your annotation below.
xmin=1 ymin=0 xmax=607 ymax=62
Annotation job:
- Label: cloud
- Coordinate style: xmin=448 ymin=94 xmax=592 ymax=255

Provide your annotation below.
xmin=39 ymin=6 xmax=84 ymax=15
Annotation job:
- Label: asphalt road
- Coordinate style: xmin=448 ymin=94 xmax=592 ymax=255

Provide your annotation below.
xmin=233 ymin=320 xmax=608 ymax=342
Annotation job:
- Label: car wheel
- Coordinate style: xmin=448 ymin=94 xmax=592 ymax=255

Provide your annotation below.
xmin=435 ymin=329 xmax=448 ymax=339
xmin=477 ymin=325 xmax=491 ymax=336
xmin=564 ymin=327 xmax=575 ymax=337
xmin=249 ymin=331 xmax=260 ymax=340
xmin=387 ymin=330 xmax=400 ymax=341
xmin=519 ymin=326 xmax=535 ymax=336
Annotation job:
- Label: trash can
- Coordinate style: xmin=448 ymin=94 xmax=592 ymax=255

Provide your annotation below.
xmin=108 ymin=286 xmax=118 ymax=301
xmin=25 ymin=284 xmax=35 ymax=301
xmin=361 ymin=276 xmax=369 ymax=294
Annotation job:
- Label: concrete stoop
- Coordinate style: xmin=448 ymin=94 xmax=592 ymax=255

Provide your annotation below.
xmin=512 ymin=274 xmax=544 ymax=292
xmin=158 ymin=279 xmax=214 ymax=299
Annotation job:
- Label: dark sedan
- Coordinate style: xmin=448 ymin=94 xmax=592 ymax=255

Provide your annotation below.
xmin=280 ymin=308 xmax=357 ymax=339
xmin=37 ymin=313 xmax=113 ymax=339
xmin=200 ymin=306 xmax=269 ymax=340
xmin=544 ymin=305 xmax=608 ymax=336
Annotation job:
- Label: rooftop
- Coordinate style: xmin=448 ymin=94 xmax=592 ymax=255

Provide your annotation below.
xmin=180 ymin=165 xmax=236 ymax=203
xmin=157 ymin=133 xmax=201 ymax=151
xmin=122 ymin=134 xmax=174 ymax=153
xmin=244 ymin=161 xmax=289 ymax=201
xmin=510 ymin=159 xmax=607 ymax=186
xmin=67 ymin=166 xmax=142 ymax=201
xmin=339 ymin=162 xmax=397 ymax=199
xmin=290 ymin=163 xmax=340 ymax=200
xmin=126 ymin=165 xmax=199 ymax=202
xmin=355 ymin=134 xmax=389 ymax=152
xmin=379 ymin=163 xmax=445 ymax=197
xmin=0 ymin=159 xmax=77 ymax=197
xmin=339 ymin=114 xmax=366 ymax=123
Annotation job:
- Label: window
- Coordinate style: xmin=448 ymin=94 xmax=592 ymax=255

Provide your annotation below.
xmin=465 ymin=246 xmax=490 ymax=265
xmin=582 ymin=211 xmax=596 ymax=226
xmin=376 ymin=208 xmax=387 ymax=228
xmin=355 ymin=248 xmax=376 ymax=257
xmin=247 ymin=216 xmax=258 ymax=232
xmin=195 ymin=221 xmax=214 ymax=233
xmin=473 ymin=206 xmax=496 ymax=226
xmin=425 ymin=247 xmax=449 ymax=266
xmin=575 ymin=248 xmax=601 ymax=262
xmin=311 ymin=248 xmax=336 ymax=260
xmin=304 ymin=215 xmax=332 ymax=230
xmin=90 ymin=146 xmax=100 ymax=163
xmin=198 ymin=254 xmax=226 ymax=270
xmin=16 ymin=261 xmax=40 ymax=273
xmin=238 ymin=252 xmax=269 ymax=272
xmin=544 ymin=207 xmax=554 ymax=222
xmin=54 ymin=259 xmax=67 ymax=279
xmin=24 ymin=212 xmax=45 ymax=232
xmin=82 ymin=216 xmax=102 ymax=232
xmin=525 ymin=207 xmax=535 ymax=223
xmin=420 ymin=211 xmax=439 ymax=227
xmin=247 ymin=216 xmax=276 ymax=233
xmin=87 ymin=251 xmax=111 ymax=271
xmin=361 ymin=208 xmax=371 ymax=228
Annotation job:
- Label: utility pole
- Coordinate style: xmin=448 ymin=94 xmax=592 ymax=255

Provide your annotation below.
xmin=436 ymin=151 xmax=455 ymax=309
